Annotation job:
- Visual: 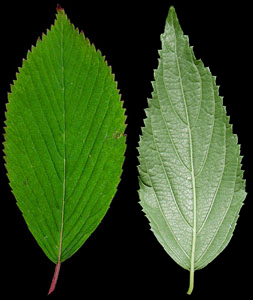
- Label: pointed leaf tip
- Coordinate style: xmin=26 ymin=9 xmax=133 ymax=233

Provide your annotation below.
xmin=56 ymin=4 xmax=64 ymax=13
xmin=167 ymin=5 xmax=177 ymax=18
xmin=166 ymin=6 xmax=182 ymax=32
xmin=168 ymin=5 xmax=176 ymax=13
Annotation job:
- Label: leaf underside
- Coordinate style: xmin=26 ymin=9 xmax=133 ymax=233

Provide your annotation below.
xmin=138 ymin=6 xmax=246 ymax=292
xmin=4 ymin=9 xmax=125 ymax=264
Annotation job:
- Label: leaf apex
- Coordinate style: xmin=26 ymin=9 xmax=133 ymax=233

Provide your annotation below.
xmin=166 ymin=6 xmax=180 ymax=28
xmin=56 ymin=4 xmax=64 ymax=14
xmin=168 ymin=5 xmax=176 ymax=14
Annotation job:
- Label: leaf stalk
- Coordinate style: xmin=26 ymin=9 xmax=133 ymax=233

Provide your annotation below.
xmin=48 ymin=262 xmax=61 ymax=295
xmin=187 ymin=268 xmax=194 ymax=295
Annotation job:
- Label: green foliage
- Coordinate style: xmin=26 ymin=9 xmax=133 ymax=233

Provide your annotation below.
xmin=138 ymin=6 xmax=246 ymax=294
xmin=4 ymin=9 xmax=125 ymax=266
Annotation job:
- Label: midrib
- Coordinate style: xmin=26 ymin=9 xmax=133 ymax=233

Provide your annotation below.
xmin=48 ymin=12 xmax=66 ymax=295
xmin=171 ymin=14 xmax=197 ymax=295
xmin=58 ymin=13 xmax=66 ymax=265
xmin=176 ymin=57 xmax=197 ymax=293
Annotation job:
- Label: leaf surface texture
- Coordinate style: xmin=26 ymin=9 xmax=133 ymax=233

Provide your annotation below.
xmin=138 ymin=6 xmax=246 ymax=293
xmin=4 ymin=9 xmax=125 ymax=265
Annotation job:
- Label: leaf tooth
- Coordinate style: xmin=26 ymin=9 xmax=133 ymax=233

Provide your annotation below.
xmin=150 ymin=80 xmax=156 ymax=92
xmin=147 ymin=96 xmax=153 ymax=109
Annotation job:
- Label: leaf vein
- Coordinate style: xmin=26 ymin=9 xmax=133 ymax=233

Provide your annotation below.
xmin=196 ymin=123 xmax=226 ymax=236
xmin=24 ymin=72 xmax=63 ymax=183
xmin=17 ymin=109 xmax=59 ymax=239
xmin=195 ymin=159 xmax=237 ymax=268
xmin=65 ymin=79 xmax=112 ymax=222
xmin=140 ymin=155 xmax=191 ymax=262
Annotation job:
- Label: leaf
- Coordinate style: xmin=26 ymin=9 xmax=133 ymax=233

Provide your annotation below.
xmin=4 ymin=6 xmax=125 ymax=294
xmin=138 ymin=6 xmax=246 ymax=295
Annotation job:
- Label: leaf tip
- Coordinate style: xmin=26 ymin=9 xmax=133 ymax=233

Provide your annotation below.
xmin=166 ymin=5 xmax=181 ymax=32
xmin=168 ymin=5 xmax=176 ymax=14
xmin=56 ymin=4 xmax=64 ymax=13
xmin=167 ymin=5 xmax=177 ymax=19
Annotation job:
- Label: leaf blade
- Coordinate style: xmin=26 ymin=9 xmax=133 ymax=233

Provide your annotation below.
xmin=138 ymin=6 xmax=246 ymax=294
xmin=4 ymin=7 xmax=125 ymax=269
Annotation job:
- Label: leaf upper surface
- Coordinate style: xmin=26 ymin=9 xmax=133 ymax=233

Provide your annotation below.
xmin=138 ymin=6 xmax=246 ymax=290
xmin=4 ymin=9 xmax=126 ymax=264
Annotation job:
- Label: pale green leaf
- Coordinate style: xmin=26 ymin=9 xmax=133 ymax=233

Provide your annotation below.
xmin=4 ymin=7 xmax=125 ymax=293
xmin=138 ymin=6 xmax=246 ymax=294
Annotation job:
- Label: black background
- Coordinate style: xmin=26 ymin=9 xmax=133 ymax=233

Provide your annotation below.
xmin=0 ymin=0 xmax=252 ymax=298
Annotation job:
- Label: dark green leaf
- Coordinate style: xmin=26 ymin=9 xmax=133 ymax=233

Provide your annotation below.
xmin=4 ymin=7 xmax=125 ymax=293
